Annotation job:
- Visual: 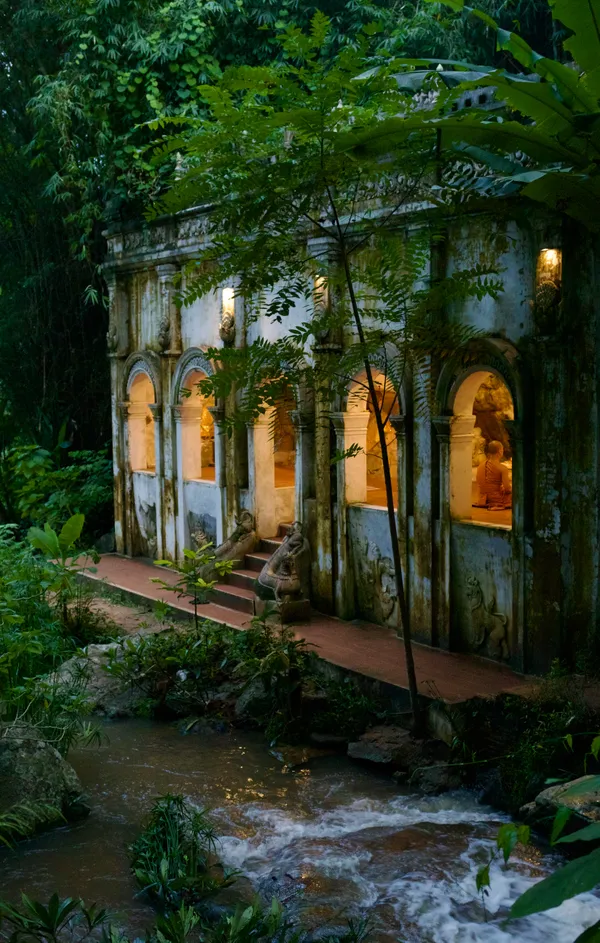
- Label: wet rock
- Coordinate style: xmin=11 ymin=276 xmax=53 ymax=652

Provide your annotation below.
xmin=54 ymin=642 xmax=139 ymax=717
xmin=257 ymin=869 xmax=308 ymax=906
xmin=410 ymin=762 xmax=462 ymax=796
xmin=309 ymin=732 xmax=349 ymax=750
xmin=234 ymin=678 xmax=271 ymax=724
xmin=521 ymin=775 xmax=600 ymax=831
xmin=348 ymin=725 xmax=458 ymax=794
xmin=199 ymin=875 xmax=255 ymax=921
xmin=0 ymin=725 xmax=89 ymax=822
xmin=272 ymin=744 xmax=336 ymax=771
xmin=347 ymin=725 xmax=422 ymax=768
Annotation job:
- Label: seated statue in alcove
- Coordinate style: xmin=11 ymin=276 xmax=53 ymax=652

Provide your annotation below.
xmin=475 ymin=440 xmax=512 ymax=510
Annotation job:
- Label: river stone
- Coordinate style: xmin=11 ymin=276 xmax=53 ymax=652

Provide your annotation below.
xmin=0 ymin=725 xmax=88 ymax=821
xmin=347 ymin=725 xmax=422 ymax=768
xmin=234 ymin=678 xmax=271 ymax=723
xmin=521 ymin=775 xmax=600 ymax=828
xmin=54 ymin=642 xmax=139 ymax=717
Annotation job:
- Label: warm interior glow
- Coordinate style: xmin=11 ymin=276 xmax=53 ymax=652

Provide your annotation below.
xmin=366 ymin=375 xmax=399 ymax=508
xmin=128 ymin=373 xmax=156 ymax=473
xmin=537 ymin=247 xmax=562 ymax=283
xmin=180 ymin=370 xmax=215 ymax=481
xmin=222 ymin=286 xmax=235 ymax=316
xmin=274 ymin=390 xmax=296 ymax=489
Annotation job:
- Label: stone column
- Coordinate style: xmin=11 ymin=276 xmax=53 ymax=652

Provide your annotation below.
xmin=119 ymin=401 xmax=135 ymax=556
xmin=505 ymin=417 xmax=524 ymax=668
xmin=248 ymin=411 xmax=277 ymax=537
xmin=105 ymin=272 xmax=130 ymax=357
xmin=330 ymin=411 xmax=371 ymax=619
xmin=156 ymin=264 xmax=181 ymax=355
xmin=390 ymin=414 xmax=410 ymax=574
xmin=172 ymin=406 xmax=186 ymax=558
xmin=338 ymin=412 xmax=370 ymax=504
xmin=290 ymin=410 xmax=314 ymax=523
xmin=149 ymin=404 xmax=164 ymax=559
xmin=433 ymin=416 xmax=451 ymax=650
xmin=208 ymin=404 xmax=226 ymax=544
xmin=114 ymin=401 xmax=129 ymax=554
xmin=449 ymin=415 xmax=476 ymax=520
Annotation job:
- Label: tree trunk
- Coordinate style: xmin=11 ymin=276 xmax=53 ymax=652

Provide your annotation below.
xmin=338 ymin=245 xmax=423 ymax=735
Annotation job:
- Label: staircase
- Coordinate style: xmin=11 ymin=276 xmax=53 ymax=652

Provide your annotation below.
xmin=210 ymin=523 xmax=293 ymax=617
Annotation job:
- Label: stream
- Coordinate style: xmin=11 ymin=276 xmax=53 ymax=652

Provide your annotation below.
xmin=0 ymin=719 xmax=599 ymax=943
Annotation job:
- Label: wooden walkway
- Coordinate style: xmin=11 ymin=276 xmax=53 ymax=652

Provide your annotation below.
xmin=86 ymin=554 xmax=528 ymax=706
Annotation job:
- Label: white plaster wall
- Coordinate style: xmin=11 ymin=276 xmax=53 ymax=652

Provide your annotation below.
xmin=246 ymin=284 xmax=313 ymax=347
xmin=134 ymin=270 xmax=160 ymax=349
xmin=182 ymin=479 xmax=221 ymax=544
xmin=450 ymin=521 xmax=513 ymax=652
xmin=180 ymin=281 xmax=222 ymax=350
xmin=446 ymin=220 xmax=535 ymax=340
xmin=132 ymin=470 xmax=158 ymax=550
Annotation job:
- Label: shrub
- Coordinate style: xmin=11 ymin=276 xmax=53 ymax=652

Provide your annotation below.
xmin=129 ymin=795 xmax=228 ymax=906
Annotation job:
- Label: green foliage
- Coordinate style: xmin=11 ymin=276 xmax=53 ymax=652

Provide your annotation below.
xmin=310 ymin=677 xmax=382 ymax=739
xmin=0 ymin=894 xmax=110 ymax=943
xmin=382 ymin=0 xmax=600 ymax=229
xmin=152 ymin=545 xmax=235 ymax=631
xmin=0 ymin=801 xmax=63 ymax=848
xmin=129 ymin=794 xmax=227 ymax=906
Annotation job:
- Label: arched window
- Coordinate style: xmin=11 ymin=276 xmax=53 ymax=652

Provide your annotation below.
xmin=451 ymin=371 xmax=514 ymax=528
xmin=273 ymin=390 xmax=296 ymax=489
xmin=128 ymin=373 xmax=156 ymax=472
xmin=365 ymin=374 xmax=399 ymax=508
xmin=180 ymin=370 xmax=215 ymax=481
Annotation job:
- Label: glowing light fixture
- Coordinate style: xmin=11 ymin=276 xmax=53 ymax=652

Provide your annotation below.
xmin=537 ymin=247 xmax=562 ymax=285
xmin=222 ymin=286 xmax=235 ymax=316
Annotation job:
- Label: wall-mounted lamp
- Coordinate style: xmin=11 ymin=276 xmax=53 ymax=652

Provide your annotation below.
xmin=536 ymin=247 xmax=562 ymax=286
xmin=533 ymin=247 xmax=562 ymax=334
xmin=220 ymin=286 xmax=236 ymax=346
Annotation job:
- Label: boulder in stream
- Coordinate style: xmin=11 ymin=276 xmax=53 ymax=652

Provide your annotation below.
xmin=55 ymin=642 xmax=139 ymax=717
xmin=348 ymin=725 xmax=458 ymax=793
xmin=521 ymin=775 xmax=600 ymax=832
xmin=0 ymin=724 xmax=89 ymax=822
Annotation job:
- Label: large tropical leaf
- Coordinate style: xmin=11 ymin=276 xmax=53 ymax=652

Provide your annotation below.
xmin=510 ymin=847 xmax=600 ymax=918
xmin=550 ymin=0 xmax=600 ymax=96
xmin=58 ymin=514 xmax=85 ymax=554
xmin=340 ymin=113 xmax=586 ymax=166
xmin=28 ymin=524 xmax=60 ymax=560
xmin=574 ymin=920 xmax=600 ymax=942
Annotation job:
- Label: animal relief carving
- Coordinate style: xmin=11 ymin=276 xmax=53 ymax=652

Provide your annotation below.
xmin=465 ymin=576 xmax=509 ymax=660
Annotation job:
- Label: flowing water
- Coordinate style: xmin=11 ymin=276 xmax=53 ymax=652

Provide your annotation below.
xmin=0 ymin=719 xmax=599 ymax=943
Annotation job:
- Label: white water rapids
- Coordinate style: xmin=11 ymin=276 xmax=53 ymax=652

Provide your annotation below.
xmin=0 ymin=720 xmax=598 ymax=943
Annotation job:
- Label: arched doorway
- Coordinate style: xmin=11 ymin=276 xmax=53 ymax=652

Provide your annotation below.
xmin=450 ymin=370 xmax=514 ymax=529
xmin=179 ymin=369 xmax=216 ymax=482
xmin=128 ymin=372 xmax=156 ymax=472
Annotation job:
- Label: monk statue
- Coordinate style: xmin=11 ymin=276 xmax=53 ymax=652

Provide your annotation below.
xmin=475 ymin=440 xmax=512 ymax=510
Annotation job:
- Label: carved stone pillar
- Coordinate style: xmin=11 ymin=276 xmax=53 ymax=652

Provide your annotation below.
xmin=248 ymin=411 xmax=278 ymax=538
xmin=105 ymin=272 xmax=130 ymax=359
xmin=290 ymin=410 xmax=314 ymax=523
xmin=148 ymin=404 xmax=164 ymax=559
xmin=208 ymin=404 xmax=226 ymax=544
xmin=156 ymin=263 xmax=181 ymax=356
xmin=115 ymin=401 xmax=129 ymax=555
xmin=449 ymin=415 xmax=476 ymax=520
xmin=390 ymin=414 xmax=410 ymax=576
xmin=433 ymin=416 xmax=451 ymax=650
xmin=505 ymin=418 xmax=524 ymax=667
xmin=172 ymin=406 xmax=186 ymax=558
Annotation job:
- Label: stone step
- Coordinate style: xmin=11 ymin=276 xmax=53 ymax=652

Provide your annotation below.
xmin=245 ymin=551 xmax=271 ymax=573
xmin=228 ymin=568 xmax=258 ymax=591
xmin=211 ymin=583 xmax=255 ymax=615
xmin=259 ymin=537 xmax=283 ymax=555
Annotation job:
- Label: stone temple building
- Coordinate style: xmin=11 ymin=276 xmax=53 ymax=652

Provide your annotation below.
xmin=103 ymin=205 xmax=600 ymax=676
